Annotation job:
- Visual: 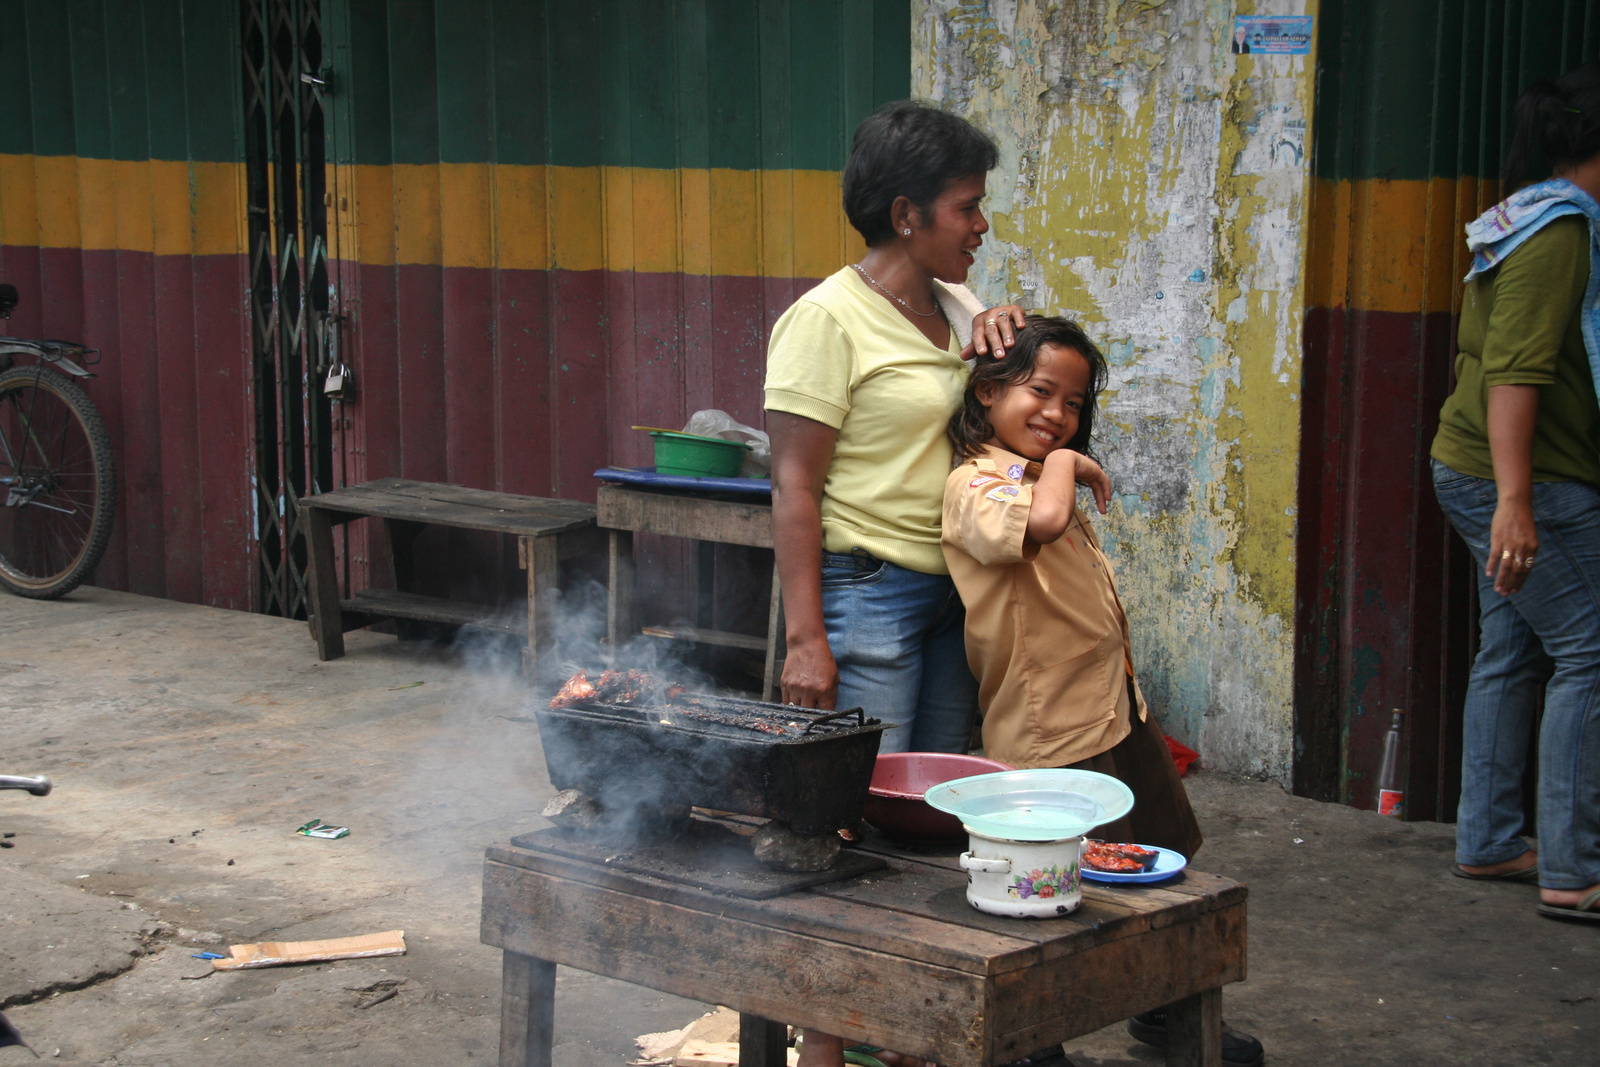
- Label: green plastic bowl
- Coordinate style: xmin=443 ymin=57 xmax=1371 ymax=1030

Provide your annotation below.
xmin=649 ymin=430 xmax=751 ymax=478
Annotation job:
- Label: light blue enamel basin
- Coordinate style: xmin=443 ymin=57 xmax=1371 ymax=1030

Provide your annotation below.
xmin=923 ymin=768 xmax=1135 ymax=842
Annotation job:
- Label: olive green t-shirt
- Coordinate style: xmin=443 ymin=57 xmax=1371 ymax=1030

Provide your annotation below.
xmin=1431 ymin=216 xmax=1600 ymax=485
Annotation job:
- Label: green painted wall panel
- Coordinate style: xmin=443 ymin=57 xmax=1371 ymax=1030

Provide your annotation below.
xmin=16 ymin=1 xmax=67 ymax=157
xmin=145 ymin=0 xmax=192 ymax=163
xmin=435 ymin=0 xmax=493 ymax=165
xmin=488 ymin=0 xmax=546 ymax=168
xmin=66 ymin=0 xmax=115 ymax=160
xmin=181 ymin=0 xmax=244 ymax=160
xmin=0 ymin=0 xmax=240 ymax=163
xmin=1315 ymin=0 xmax=1600 ymax=182
xmin=385 ymin=0 xmax=442 ymax=167
xmin=327 ymin=0 xmax=909 ymax=169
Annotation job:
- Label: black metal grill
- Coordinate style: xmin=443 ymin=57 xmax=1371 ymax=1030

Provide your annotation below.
xmin=534 ymin=689 xmax=888 ymax=834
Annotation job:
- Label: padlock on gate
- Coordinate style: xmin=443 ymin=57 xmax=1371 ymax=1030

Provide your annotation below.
xmin=323 ymin=361 xmax=353 ymax=401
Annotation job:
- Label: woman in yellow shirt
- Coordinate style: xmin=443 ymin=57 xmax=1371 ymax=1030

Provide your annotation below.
xmin=765 ymin=101 xmax=1017 ymax=752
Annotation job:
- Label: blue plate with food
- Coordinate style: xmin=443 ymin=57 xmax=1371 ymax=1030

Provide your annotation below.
xmin=1079 ymin=842 xmax=1187 ymax=884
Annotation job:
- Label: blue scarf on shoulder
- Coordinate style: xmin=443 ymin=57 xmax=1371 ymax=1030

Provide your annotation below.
xmin=1464 ymin=177 xmax=1600 ymax=398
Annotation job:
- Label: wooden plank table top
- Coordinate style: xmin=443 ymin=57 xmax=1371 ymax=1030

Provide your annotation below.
xmin=299 ymin=479 xmax=600 ymax=675
xmin=301 ymin=478 xmax=597 ymax=535
xmin=481 ymin=838 xmax=1246 ymax=1067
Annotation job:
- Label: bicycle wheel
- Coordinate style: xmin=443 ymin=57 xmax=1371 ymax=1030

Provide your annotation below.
xmin=0 ymin=365 xmax=116 ymax=598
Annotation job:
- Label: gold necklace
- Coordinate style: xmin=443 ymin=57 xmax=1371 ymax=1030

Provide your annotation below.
xmin=851 ymin=263 xmax=942 ymax=318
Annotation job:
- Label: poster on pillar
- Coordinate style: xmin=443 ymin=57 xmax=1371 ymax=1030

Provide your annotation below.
xmin=1230 ymin=16 xmax=1313 ymax=55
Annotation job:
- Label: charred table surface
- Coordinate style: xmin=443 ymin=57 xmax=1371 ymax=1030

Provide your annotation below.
xmin=481 ymin=838 xmax=1246 ymax=1067
xmin=300 ymin=479 xmax=602 ymax=676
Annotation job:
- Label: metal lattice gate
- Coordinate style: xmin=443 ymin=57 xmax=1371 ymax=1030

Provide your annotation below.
xmin=242 ymin=0 xmax=338 ymax=618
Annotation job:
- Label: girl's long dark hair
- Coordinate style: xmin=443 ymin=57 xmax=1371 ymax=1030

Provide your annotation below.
xmin=1505 ymin=63 xmax=1600 ymax=190
xmin=948 ymin=315 xmax=1108 ymax=461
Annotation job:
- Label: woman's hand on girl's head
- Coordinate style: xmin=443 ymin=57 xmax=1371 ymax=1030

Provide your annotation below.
xmin=963 ymin=304 xmax=1027 ymax=360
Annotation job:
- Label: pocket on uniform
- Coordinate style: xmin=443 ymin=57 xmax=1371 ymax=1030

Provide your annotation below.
xmin=1027 ymin=640 xmax=1118 ymax=743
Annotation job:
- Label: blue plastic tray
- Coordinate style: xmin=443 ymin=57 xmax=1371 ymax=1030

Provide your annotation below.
xmin=594 ymin=466 xmax=772 ymax=498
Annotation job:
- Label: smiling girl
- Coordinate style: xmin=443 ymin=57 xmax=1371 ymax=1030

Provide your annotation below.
xmin=941 ymin=317 xmax=1201 ymax=853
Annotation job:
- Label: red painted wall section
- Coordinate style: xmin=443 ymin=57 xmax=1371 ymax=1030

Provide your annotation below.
xmin=0 ymin=244 xmax=255 ymax=609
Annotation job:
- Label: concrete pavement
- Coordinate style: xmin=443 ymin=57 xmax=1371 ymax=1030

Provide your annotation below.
xmin=1 ymin=587 xmax=1596 ymax=1065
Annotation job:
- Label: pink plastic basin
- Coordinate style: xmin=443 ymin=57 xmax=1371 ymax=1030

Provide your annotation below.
xmin=862 ymin=752 xmax=1013 ymax=843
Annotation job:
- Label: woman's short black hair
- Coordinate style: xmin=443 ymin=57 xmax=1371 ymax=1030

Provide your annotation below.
xmin=1505 ymin=63 xmax=1600 ymax=188
xmin=948 ymin=316 xmax=1109 ymax=461
xmin=842 ymin=101 xmax=999 ymax=245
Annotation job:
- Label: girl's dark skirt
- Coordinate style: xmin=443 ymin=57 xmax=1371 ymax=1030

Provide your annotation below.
xmin=1064 ymin=681 xmax=1204 ymax=858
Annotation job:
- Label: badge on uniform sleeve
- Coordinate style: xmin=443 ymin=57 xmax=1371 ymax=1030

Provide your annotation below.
xmin=985 ymin=485 xmax=1020 ymax=502
xmin=969 ymin=475 xmax=999 ymax=489
xmin=1006 ymin=464 xmax=1025 ymax=480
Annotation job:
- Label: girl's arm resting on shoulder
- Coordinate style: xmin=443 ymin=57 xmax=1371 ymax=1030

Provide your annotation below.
xmin=768 ymin=411 xmax=841 ymax=708
xmin=1026 ymin=452 xmax=1110 ymax=545
xmin=1486 ymin=384 xmax=1539 ymax=596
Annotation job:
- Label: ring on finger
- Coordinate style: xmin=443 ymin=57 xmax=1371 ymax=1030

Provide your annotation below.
xmin=985 ymin=319 xmax=997 ymax=327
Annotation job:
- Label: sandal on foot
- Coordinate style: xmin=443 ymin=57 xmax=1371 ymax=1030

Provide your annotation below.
xmin=999 ymin=1047 xmax=1074 ymax=1067
xmin=1128 ymin=1009 xmax=1263 ymax=1067
xmin=1538 ymin=886 xmax=1600 ymax=923
xmin=1452 ymin=861 xmax=1538 ymax=883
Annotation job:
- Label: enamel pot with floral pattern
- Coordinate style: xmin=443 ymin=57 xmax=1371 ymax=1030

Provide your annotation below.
xmin=958 ymin=828 xmax=1083 ymax=918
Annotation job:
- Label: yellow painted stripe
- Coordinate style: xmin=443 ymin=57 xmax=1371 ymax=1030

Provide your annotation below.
xmin=0 ymin=155 xmax=245 ymax=257
xmin=1306 ymin=176 xmax=1502 ymax=314
xmin=320 ymin=162 xmax=863 ymax=274
xmin=3 ymin=155 xmax=860 ymax=277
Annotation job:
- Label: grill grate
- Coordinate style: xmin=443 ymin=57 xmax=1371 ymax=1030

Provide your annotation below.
xmin=570 ymin=693 xmax=873 ymax=740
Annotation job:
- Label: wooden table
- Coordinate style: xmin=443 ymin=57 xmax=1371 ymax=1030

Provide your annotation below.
xmin=597 ymin=483 xmax=784 ymax=699
xmin=481 ymin=838 xmax=1246 ymax=1067
xmin=301 ymin=479 xmax=602 ymax=677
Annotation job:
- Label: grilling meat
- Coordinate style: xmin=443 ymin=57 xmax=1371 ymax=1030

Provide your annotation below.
xmin=549 ymin=670 xmax=600 ymax=709
xmin=549 ymin=668 xmax=658 ymax=709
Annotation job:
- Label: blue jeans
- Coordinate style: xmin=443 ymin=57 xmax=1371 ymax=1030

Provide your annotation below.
xmin=1432 ymin=459 xmax=1600 ymax=889
xmin=820 ymin=550 xmax=979 ymax=755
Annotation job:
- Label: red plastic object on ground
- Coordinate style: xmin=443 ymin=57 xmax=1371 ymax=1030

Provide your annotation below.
xmin=1165 ymin=735 xmax=1199 ymax=776
xmin=862 ymin=752 xmax=1012 ymax=843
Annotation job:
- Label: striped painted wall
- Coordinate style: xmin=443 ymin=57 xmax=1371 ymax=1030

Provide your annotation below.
xmin=0 ymin=0 xmax=909 ymax=612
xmin=0 ymin=0 xmax=252 ymax=608
xmin=323 ymin=0 xmax=906 ymax=505
xmin=1297 ymin=0 xmax=1600 ymax=815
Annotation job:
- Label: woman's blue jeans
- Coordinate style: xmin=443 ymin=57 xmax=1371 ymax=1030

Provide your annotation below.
xmin=1432 ymin=459 xmax=1600 ymax=889
xmin=820 ymin=550 xmax=979 ymax=755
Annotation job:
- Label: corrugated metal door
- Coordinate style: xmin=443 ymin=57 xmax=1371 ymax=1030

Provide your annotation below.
xmin=1299 ymin=0 xmax=1600 ymax=816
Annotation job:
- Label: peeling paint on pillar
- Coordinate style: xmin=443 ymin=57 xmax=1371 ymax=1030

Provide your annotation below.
xmin=916 ymin=0 xmax=1316 ymax=782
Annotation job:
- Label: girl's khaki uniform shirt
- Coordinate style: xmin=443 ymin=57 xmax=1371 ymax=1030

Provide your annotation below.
xmin=941 ymin=445 xmax=1145 ymax=768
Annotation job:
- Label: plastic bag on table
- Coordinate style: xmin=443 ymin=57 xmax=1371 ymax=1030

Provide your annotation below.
xmin=682 ymin=409 xmax=771 ymax=478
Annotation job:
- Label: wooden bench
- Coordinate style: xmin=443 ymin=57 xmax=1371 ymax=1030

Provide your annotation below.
xmin=597 ymin=483 xmax=784 ymax=699
xmin=301 ymin=479 xmax=602 ymax=677
xmin=481 ymin=838 xmax=1246 ymax=1067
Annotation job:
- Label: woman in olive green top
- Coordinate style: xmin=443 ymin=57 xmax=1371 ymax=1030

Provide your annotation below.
xmin=1429 ymin=64 xmax=1600 ymax=922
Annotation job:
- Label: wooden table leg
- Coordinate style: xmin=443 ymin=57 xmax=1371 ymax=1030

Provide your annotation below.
xmin=1164 ymin=988 xmax=1222 ymax=1067
xmin=522 ymin=534 xmax=559 ymax=682
xmin=762 ymin=561 xmax=785 ymax=702
xmin=304 ymin=506 xmax=345 ymax=660
xmin=607 ymin=529 xmax=636 ymax=661
xmin=499 ymin=951 xmax=556 ymax=1067
xmin=737 ymin=1014 xmax=788 ymax=1067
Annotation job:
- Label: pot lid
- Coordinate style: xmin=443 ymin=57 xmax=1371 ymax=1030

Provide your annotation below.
xmin=923 ymin=769 xmax=1134 ymax=842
